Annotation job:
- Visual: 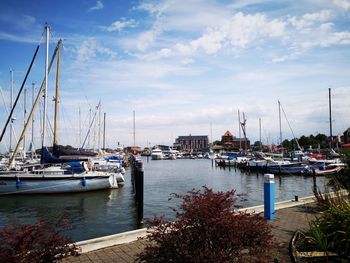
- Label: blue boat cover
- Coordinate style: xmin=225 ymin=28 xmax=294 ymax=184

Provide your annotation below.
xmin=41 ymin=147 xmax=88 ymax=164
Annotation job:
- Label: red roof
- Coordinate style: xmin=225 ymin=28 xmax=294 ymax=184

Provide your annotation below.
xmin=223 ymin=130 xmax=233 ymax=137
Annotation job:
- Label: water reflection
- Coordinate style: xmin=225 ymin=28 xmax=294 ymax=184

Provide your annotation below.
xmin=0 ymin=158 xmax=326 ymax=241
xmin=0 ymin=185 xmax=139 ymax=241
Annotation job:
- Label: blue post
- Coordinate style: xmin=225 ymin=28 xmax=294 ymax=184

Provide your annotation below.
xmin=264 ymin=174 xmax=275 ymax=221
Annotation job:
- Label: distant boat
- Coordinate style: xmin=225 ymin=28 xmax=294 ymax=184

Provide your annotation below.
xmin=267 ymin=162 xmax=310 ymax=174
xmin=151 ymin=148 xmax=163 ymax=160
xmin=313 ymin=165 xmax=344 ymax=176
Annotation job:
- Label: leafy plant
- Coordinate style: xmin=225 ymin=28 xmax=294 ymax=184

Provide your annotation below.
xmin=304 ymin=221 xmax=329 ymax=252
xmin=305 ymin=177 xmax=350 ymax=258
xmin=0 ymin=218 xmax=79 ymax=263
xmin=137 ymin=187 xmax=276 ymax=263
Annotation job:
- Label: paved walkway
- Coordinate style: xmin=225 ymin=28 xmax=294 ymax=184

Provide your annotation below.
xmin=61 ymin=203 xmax=318 ymax=263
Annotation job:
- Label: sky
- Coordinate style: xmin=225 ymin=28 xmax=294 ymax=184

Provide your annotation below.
xmin=0 ymin=0 xmax=350 ymax=152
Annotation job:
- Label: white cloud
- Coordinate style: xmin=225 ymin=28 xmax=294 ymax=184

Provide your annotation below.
xmin=88 ymin=1 xmax=104 ymax=12
xmin=288 ymin=10 xmax=333 ymax=30
xmin=333 ymin=0 xmax=350 ymax=10
xmin=75 ymin=38 xmax=117 ymax=66
xmin=105 ymin=19 xmax=138 ymax=32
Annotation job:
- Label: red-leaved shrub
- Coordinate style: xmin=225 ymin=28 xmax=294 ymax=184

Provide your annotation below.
xmin=137 ymin=187 xmax=275 ymax=263
xmin=0 ymin=219 xmax=79 ymax=263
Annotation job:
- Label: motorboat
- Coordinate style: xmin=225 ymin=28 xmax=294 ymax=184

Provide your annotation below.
xmin=151 ymin=148 xmax=163 ymax=160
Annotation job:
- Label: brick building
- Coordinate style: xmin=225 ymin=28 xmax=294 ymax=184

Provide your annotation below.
xmin=174 ymin=135 xmax=209 ymax=153
xmin=221 ymin=130 xmax=250 ymax=150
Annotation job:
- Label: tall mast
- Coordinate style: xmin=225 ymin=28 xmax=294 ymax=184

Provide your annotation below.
xmin=53 ymin=41 xmax=60 ymax=146
xmin=88 ymin=108 xmax=91 ymax=149
xmin=243 ymin=112 xmax=247 ymax=150
xmin=259 ymin=117 xmax=262 ymax=150
xmin=103 ymin=112 xmax=106 ymax=149
xmin=31 ymin=83 xmax=35 ymax=158
xmin=79 ymin=107 xmax=81 ymax=147
xmin=9 ymin=40 xmax=60 ymax=167
xmin=98 ymin=103 xmax=101 ymax=150
xmin=133 ymin=110 xmax=136 ymax=147
xmin=9 ymin=68 xmax=14 ymax=153
xmin=329 ymin=88 xmax=332 ymax=149
xmin=238 ymin=109 xmax=241 ymax=149
xmin=23 ymin=88 xmax=27 ymax=155
xmin=278 ymin=100 xmax=282 ymax=146
xmin=42 ymin=24 xmax=49 ymax=149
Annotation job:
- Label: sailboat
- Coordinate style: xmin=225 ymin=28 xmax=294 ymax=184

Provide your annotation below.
xmin=0 ymin=25 xmax=123 ymax=194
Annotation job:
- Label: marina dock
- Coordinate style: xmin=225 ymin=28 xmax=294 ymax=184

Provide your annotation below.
xmin=62 ymin=197 xmax=318 ymax=263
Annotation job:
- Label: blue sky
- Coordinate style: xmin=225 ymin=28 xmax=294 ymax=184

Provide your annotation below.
xmin=0 ymin=0 xmax=350 ymax=151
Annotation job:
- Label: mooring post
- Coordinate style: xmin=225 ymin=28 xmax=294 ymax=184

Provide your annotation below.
xmin=130 ymin=155 xmax=144 ymax=224
xmin=136 ymin=159 xmax=144 ymax=223
xmin=264 ymin=174 xmax=275 ymax=221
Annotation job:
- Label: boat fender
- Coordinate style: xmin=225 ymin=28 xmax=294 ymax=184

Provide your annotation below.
xmin=16 ymin=177 xmax=21 ymax=189
xmin=82 ymin=177 xmax=86 ymax=187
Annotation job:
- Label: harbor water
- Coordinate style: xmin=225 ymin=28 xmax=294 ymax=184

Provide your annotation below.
xmin=0 ymin=158 xmax=326 ymax=241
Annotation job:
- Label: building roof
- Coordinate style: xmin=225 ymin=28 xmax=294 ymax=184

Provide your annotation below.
xmin=223 ymin=130 xmax=233 ymax=137
xmin=177 ymin=135 xmax=208 ymax=140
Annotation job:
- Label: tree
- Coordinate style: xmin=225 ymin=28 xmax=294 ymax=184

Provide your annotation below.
xmin=213 ymin=140 xmax=222 ymax=145
xmin=0 ymin=219 xmax=78 ymax=263
xmin=137 ymin=187 xmax=276 ymax=263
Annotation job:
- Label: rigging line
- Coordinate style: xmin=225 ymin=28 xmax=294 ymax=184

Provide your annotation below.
xmin=81 ymin=101 xmax=101 ymax=149
xmin=0 ymin=43 xmax=41 ymax=143
xmin=59 ymin=98 xmax=75 ymax=133
xmin=280 ymin=102 xmax=301 ymax=150
xmin=8 ymin=40 xmax=61 ymax=168
xmin=0 ymin=86 xmax=23 ymax=154
xmin=59 ymin=102 xmax=72 ymax=146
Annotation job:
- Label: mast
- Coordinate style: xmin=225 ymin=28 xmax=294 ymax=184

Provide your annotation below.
xmin=278 ymin=100 xmax=282 ymax=146
xmin=238 ymin=109 xmax=241 ymax=149
xmin=259 ymin=117 xmax=262 ymax=150
xmin=23 ymin=88 xmax=27 ymax=155
xmin=133 ymin=110 xmax=136 ymax=147
xmin=329 ymin=88 xmax=332 ymax=149
xmin=242 ymin=112 xmax=247 ymax=150
xmin=42 ymin=24 xmax=49 ymax=150
xmin=98 ymin=102 xmax=101 ymax=150
xmin=103 ymin=112 xmax=106 ymax=149
xmin=53 ymin=41 xmax=60 ymax=146
xmin=88 ymin=108 xmax=91 ymax=149
xmin=9 ymin=68 xmax=14 ymax=154
xmin=79 ymin=107 xmax=81 ymax=147
xmin=31 ymin=83 xmax=35 ymax=158
xmin=81 ymin=101 xmax=101 ymax=149
xmin=9 ymin=40 xmax=60 ymax=168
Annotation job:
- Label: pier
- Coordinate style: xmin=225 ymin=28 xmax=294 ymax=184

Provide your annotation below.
xmin=62 ymin=196 xmax=318 ymax=263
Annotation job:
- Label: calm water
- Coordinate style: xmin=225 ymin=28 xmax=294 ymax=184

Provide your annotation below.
xmin=0 ymin=158 xmax=326 ymax=241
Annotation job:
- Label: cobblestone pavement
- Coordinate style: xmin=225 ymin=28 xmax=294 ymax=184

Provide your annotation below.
xmin=61 ymin=203 xmax=318 ymax=263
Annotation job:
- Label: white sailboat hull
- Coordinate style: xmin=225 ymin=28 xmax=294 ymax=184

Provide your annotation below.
xmin=0 ymin=172 xmax=123 ymax=195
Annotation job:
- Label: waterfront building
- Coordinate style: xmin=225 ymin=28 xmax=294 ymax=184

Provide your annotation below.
xmin=221 ymin=130 xmax=250 ymax=150
xmin=174 ymin=135 xmax=209 ymax=153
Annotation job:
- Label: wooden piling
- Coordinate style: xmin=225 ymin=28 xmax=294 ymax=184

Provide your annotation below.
xmin=130 ymin=155 xmax=144 ymax=224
